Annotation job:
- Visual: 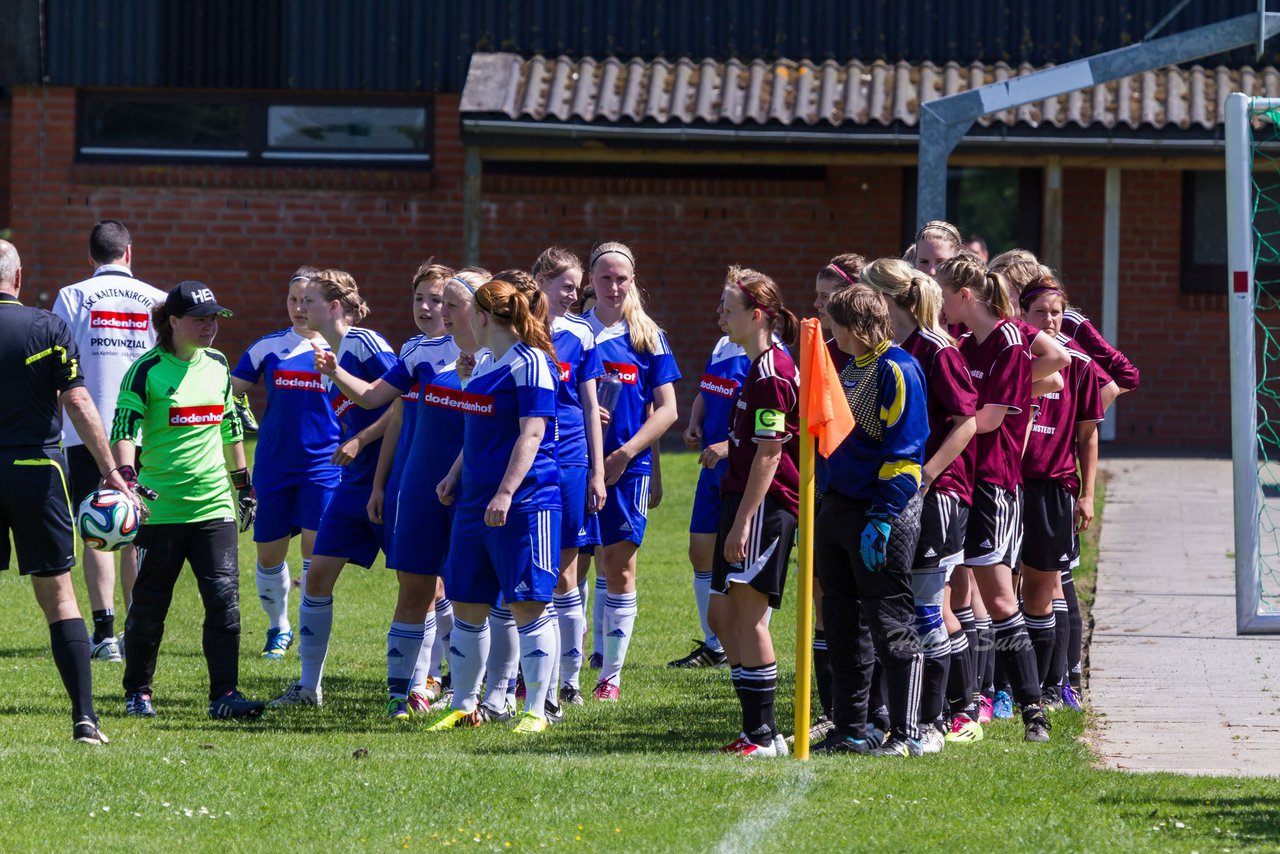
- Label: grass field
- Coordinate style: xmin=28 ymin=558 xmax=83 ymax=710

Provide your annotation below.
xmin=0 ymin=451 xmax=1276 ymax=852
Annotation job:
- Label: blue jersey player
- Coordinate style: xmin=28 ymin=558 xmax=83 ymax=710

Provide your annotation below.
xmin=270 ymin=270 xmax=397 ymax=710
xmin=582 ymin=242 xmax=681 ymax=701
xmin=429 ymin=279 xmax=562 ymax=735
xmin=231 ymin=266 xmax=340 ymax=660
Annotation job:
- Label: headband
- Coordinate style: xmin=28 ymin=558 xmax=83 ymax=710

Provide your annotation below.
xmin=288 ymin=275 xmax=311 ymax=285
xmin=736 ymin=280 xmax=776 ymax=319
xmin=449 ymin=275 xmax=476 ymax=295
xmin=916 ymin=221 xmax=962 ymax=245
xmin=825 ymin=264 xmax=856 ymax=286
xmin=591 ymin=247 xmax=635 ymax=270
xmin=1019 ymin=285 xmax=1063 ymax=308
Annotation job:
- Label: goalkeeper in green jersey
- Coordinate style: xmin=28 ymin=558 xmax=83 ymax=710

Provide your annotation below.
xmin=111 ymin=281 xmax=265 ymax=720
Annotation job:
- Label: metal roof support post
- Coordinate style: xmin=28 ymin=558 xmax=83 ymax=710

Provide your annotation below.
xmin=464 ymin=147 xmax=483 ymax=267
xmin=916 ymin=10 xmax=1280 ymax=231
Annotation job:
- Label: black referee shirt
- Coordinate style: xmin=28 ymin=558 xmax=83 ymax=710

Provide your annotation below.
xmin=0 ymin=293 xmax=84 ymax=450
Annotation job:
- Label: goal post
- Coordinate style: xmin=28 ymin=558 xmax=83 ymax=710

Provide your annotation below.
xmin=1226 ymin=92 xmax=1280 ymax=634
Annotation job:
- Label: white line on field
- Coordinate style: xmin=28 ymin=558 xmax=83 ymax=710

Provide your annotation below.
xmin=713 ymin=763 xmax=815 ymax=853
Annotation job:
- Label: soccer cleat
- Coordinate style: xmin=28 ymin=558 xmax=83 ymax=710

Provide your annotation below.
xmin=387 ymin=698 xmax=411 ymax=721
xmin=1041 ymin=691 xmax=1065 ymax=712
xmin=515 ymin=671 xmax=526 ymax=703
xmin=773 ymin=733 xmax=790 ymax=757
xmin=810 ymin=714 xmax=836 ymax=742
xmin=944 ymin=714 xmax=984 ymax=743
xmin=268 ymin=682 xmax=322 ymax=708
xmin=719 ymin=733 xmax=750 ymax=754
xmin=209 ymin=690 xmax=265 ymax=720
xmin=1023 ymin=707 xmax=1052 ymax=743
xmin=667 ymin=640 xmax=728 ymax=669
xmin=1061 ymin=683 xmax=1083 ymax=712
xmin=544 ymin=700 xmax=564 ymax=724
xmin=592 ymin=679 xmax=620 ymax=702
xmin=476 ymin=703 xmax=512 ymax=724
xmin=870 ymin=734 xmax=924 ymax=757
xmin=588 ymin=651 xmax=603 ymax=669
xmin=431 ymin=689 xmax=454 ymax=711
xmin=426 ymin=708 xmax=480 ymax=731
xmin=125 ymin=691 xmax=156 ymax=717
xmin=73 ymin=718 xmax=110 ymax=745
xmin=422 ymin=676 xmax=443 ymax=704
xmin=919 ymin=725 xmax=946 ymax=754
xmin=407 ymin=691 xmax=432 ymax=715
xmin=512 ymin=711 xmax=550 ymax=734
xmin=978 ymin=694 xmax=994 ymax=723
xmin=90 ymin=636 xmax=123 ymax=663
xmin=811 ymin=732 xmax=873 ymax=755
xmin=260 ymin=628 xmax=294 ymax=659
xmin=993 ymin=690 xmax=1015 ymax=719
xmin=736 ymin=739 xmax=780 ymax=758
xmin=559 ymin=685 xmax=584 ymax=706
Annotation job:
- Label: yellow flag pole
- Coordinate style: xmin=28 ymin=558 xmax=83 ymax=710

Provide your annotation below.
xmin=794 ymin=400 xmax=815 ymax=760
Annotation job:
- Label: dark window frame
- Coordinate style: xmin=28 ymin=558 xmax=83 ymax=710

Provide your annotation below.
xmin=1178 ymin=170 xmax=1280 ymax=295
xmin=900 ymin=166 xmax=1043 ymax=258
xmin=75 ymin=89 xmax=435 ymax=169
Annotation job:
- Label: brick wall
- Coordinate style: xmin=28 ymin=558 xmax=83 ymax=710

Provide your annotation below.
xmin=4 ymin=86 xmax=1226 ymax=448
xmin=0 ymin=90 xmax=10 ymax=231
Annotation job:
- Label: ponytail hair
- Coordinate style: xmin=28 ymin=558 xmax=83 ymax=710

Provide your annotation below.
xmin=494 ymin=268 xmax=550 ymax=330
xmin=937 ymin=256 xmax=1015 ymax=319
xmin=858 ymin=257 xmax=950 ymax=342
xmin=474 ymin=279 xmax=557 ymax=360
xmin=589 ymin=240 xmax=664 ymax=354
xmin=152 ymin=302 xmax=176 ymax=353
xmin=726 ymin=265 xmax=799 ymax=348
xmin=311 ymin=269 xmax=370 ymax=324
xmin=1019 ymin=274 xmax=1070 ymax=312
xmin=816 ymin=253 xmax=866 ymax=290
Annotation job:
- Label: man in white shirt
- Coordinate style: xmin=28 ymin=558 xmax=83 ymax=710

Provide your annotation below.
xmin=52 ymin=220 xmax=166 ymax=661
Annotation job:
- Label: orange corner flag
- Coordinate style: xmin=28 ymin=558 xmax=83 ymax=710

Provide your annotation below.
xmin=799 ymin=318 xmax=854 ymax=457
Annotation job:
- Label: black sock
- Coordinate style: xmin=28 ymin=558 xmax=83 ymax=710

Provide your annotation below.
xmin=49 ymin=618 xmax=95 ymax=723
xmin=739 ymin=663 xmax=778 ymax=744
xmin=813 ymin=630 xmax=834 ymax=719
xmin=955 ymin=608 xmax=977 ymax=702
xmin=993 ymin=613 xmax=1042 ymax=707
xmin=1063 ymin=572 xmax=1083 ymax=689
xmin=920 ymin=647 xmax=950 ymax=725
xmin=946 ymin=630 xmax=976 ymax=717
xmin=91 ymin=609 xmax=114 ymax=645
xmin=976 ymin=616 xmax=995 ymax=697
xmin=869 ymin=659 xmax=890 ymax=732
xmin=1024 ymin=612 xmax=1057 ymax=694
xmin=1049 ymin=599 xmax=1070 ymax=692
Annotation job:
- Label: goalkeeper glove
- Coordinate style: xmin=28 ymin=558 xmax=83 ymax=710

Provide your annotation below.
xmin=230 ymin=467 xmax=257 ymax=534
xmin=233 ymin=392 xmax=259 ymax=434
xmin=859 ymin=509 xmax=893 ymax=572
xmin=113 ymin=464 xmax=157 ymax=521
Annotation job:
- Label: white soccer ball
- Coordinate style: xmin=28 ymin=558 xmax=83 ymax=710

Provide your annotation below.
xmin=77 ymin=489 xmax=140 ymax=552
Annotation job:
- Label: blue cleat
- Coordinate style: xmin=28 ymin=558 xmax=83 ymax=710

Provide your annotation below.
xmin=261 ymin=628 xmax=294 ymax=659
xmin=1061 ymin=683 xmax=1083 ymax=712
xmin=993 ymin=690 xmax=1015 ymax=719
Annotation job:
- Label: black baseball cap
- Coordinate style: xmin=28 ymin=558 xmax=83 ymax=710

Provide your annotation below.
xmin=166 ymin=280 xmax=233 ymax=318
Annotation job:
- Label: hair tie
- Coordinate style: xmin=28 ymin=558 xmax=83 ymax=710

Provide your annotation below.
xmin=450 ymin=276 xmax=476 ymax=295
xmin=825 ymin=264 xmax=856 ymax=286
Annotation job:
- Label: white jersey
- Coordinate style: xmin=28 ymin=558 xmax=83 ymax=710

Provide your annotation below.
xmin=52 ymin=264 xmax=166 ymax=446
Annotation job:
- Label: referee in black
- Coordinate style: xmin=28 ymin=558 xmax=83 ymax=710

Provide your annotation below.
xmin=0 ymin=239 xmax=133 ymax=744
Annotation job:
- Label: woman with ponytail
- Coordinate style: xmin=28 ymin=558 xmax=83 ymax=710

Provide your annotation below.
xmin=430 ymin=280 xmax=561 ymax=735
xmin=860 ymin=258 xmax=978 ymax=754
xmin=706 ymin=268 xmax=800 ymax=758
xmin=936 ymin=259 xmax=1052 ymax=744
xmin=271 ymin=270 xmax=398 ymax=710
xmin=582 ymin=242 xmax=681 ymax=701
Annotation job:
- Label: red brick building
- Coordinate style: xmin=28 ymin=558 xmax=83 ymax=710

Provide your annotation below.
xmin=0 ymin=4 xmax=1271 ymax=449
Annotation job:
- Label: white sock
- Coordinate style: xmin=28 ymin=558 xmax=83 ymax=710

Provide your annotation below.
xmin=600 ymin=591 xmax=638 ymax=686
xmin=448 ymin=618 xmax=489 ymax=713
xmin=387 ymin=620 xmax=425 ymax=700
xmin=409 ymin=611 xmax=438 ymax=695
xmin=554 ymin=590 xmax=586 ymax=689
xmin=593 ymin=575 xmax=607 ymax=659
xmin=298 ymin=593 xmax=333 ymax=693
xmin=300 ymin=559 xmax=311 ymax=600
xmin=484 ymin=606 xmax=518 ymax=712
xmin=518 ymin=613 xmax=557 ymax=719
xmin=545 ymin=600 xmax=561 ymax=706
xmin=256 ymin=561 xmax=291 ymax=631
xmin=430 ymin=598 xmax=453 ymax=681
xmin=692 ymin=570 xmax=721 ymax=651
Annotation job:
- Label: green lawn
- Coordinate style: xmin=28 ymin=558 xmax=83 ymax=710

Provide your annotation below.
xmin=0 ymin=452 xmax=1275 ymax=852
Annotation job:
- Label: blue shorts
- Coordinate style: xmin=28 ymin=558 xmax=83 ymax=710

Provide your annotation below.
xmin=689 ymin=463 xmax=725 ymax=535
xmin=579 ymin=513 xmax=601 ymax=555
xmin=598 ymin=471 xmax=651 ymax=547
xmin=312 ymin=483 xmax=386 ymax=568
xmin=560 ymin=465 xmax=592 ymax=549
xmin=391 ymin=487 xmax=453 ymax=576
xmin=445 ymin=505 xmax=560 ymax=606
xmin=253 ymin=469 xmax=339 ymax=543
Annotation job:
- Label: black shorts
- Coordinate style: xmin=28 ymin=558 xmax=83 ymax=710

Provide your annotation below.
xmin=711 ymin=492 xmax=798 ymax=610
xmin=913 ymin=489 xmax=969 ymax=572
xmin=0 ymin=448 xmax=76 ymax=576
xmin=963 ymin=481 xmax=1020 ymax=567
xmin=1020 ymin=478 xmax=1077 ymax=572
xmin=67 ymin=443 xmax=143 ymax=509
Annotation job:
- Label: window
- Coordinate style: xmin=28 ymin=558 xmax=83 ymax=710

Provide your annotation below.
xmin=900 ymin=167 xmax=1043 ymax=257
xmin=77 ymin=92 xmax=432 ymax=167
xmin=1181 ymin=170 xmax=1280 ymax=295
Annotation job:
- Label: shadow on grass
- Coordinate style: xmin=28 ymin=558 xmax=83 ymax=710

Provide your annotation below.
xmin=1125 ymin=795 xmax=1280 ymax=848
